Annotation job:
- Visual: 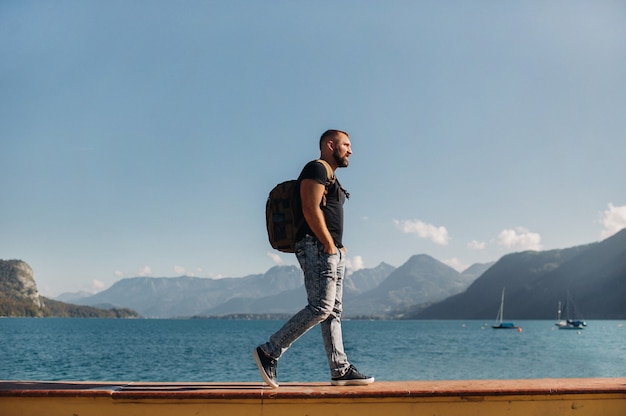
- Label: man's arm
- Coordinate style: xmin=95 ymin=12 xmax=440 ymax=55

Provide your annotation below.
xmin=300 ymin=178 xmax=336 ymax=254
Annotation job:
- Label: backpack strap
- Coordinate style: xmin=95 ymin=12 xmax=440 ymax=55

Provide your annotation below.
xmin=315 ymin=159 xmax=336 ymax=207
xmin=315 ymin=159 xmax=335 ymax=185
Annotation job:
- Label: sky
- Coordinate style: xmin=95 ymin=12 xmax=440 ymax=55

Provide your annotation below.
xmin=2 ymin=1 xmax=626 ymax=297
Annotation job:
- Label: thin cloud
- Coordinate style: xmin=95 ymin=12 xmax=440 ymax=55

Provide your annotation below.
xmin=443 ymin=257 xmax=466 ymax=272
xmin=346 ymin=255 xmax=364 ymax=276
xmin=174 ymin=265 xmax=186 ymax=275
xmin=205 ymin=272 xmax=225 ymax=279
xmin=394 ymin=219 xmax=450 ymax=245
xmin=91 ymin=279 xmax=105 ymax=292
xmin=467 ymin=240 xmax=486 ymax=250
xmin=138 ymin=265 xmax=152 ymax=277
xmin=600 ymin=203 xmax=626 ymax=239
xmin=267 ymin=251 xmax=285 ymax=265
xmin=192 ymin=267 xmax=225 ymax=279
xmin=496 ymin=227 xmax=542 ymax=251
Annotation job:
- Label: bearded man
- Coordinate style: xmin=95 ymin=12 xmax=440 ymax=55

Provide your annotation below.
xmin=253 ymin=129 xmax=374 ymax=388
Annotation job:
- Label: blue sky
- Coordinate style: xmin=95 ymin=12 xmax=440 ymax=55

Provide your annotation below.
xmin=2 ymin=1 xmax=625 ymax=297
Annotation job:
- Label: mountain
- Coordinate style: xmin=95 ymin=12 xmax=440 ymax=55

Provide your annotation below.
xmin=344 ymin=262 xmax=396 ymax=297
xmin=76 ymin=265 xmax=305 ymax=318
xmin=344 ymin=255 xmax=478 ymax=318
xmin=55 ymin=290 xmax=94 ymax=303
xmin=64 ymin=258 xmax=490 ymax=319
xmin=200 ymin=262 xmax=397 ymax=317
xmin=415 ymin=228 xmax=626 ymax=319
xmin=75 ymin=263 xmax=397 ymax=318
xmin=461 ymin=262 xmax=495 ymax=281
xmin=31 ymin=228 xmax=626 ymax=320
xmin=0 ymin=259 xmax=44 ymax=316
xmin=0 ymin=259 xmax=139 ymax=318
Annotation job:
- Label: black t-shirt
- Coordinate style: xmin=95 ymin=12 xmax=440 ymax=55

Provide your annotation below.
xmin=295 ymin=160 xmax=347 ymax=248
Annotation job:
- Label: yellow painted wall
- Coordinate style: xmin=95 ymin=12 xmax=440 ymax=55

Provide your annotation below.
xmin=2 ymin=392 xmax=626 ymax=416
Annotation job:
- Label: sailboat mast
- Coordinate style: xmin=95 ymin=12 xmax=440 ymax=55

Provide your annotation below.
xmin=496 ymin=288 xmax=505 ymax=323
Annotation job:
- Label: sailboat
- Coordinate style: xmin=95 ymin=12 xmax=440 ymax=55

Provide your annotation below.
xmin=492 ymin=288 xmax=519 ymax=329
xmin=555 ymin=292 xmax=587 ymax=330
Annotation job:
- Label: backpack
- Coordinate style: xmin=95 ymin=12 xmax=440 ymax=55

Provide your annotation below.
xmin=266 ymin=159 xmax=335 ymax=253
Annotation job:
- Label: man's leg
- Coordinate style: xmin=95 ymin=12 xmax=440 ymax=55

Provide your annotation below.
xmin=259 ymin=235 xmax=339 ymax=359
xmin=320 ymin=248 xmax=349 ymax=378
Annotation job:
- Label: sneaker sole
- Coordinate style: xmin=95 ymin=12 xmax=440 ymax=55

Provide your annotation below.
xmin=331 ymin=377 xmax=375 ymax=386
xmin=252 ymin=348 xmax=279 ymax=389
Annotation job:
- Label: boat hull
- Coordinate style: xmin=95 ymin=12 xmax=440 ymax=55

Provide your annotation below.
xmin=492 ymin=323 xmax=519 ymax=329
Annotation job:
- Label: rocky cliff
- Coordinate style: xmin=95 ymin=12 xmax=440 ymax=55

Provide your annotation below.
xmin=0 ymin=259 xmax=139 ymax=318
xmin=0 ymin=259 xmax=45 ymax=316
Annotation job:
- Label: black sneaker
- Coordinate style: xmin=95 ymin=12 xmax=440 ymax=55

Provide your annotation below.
xmin=331 ymin=365 xmax=375 ymax=386
xmin=253 ymin=347 xmax=279 ymax=388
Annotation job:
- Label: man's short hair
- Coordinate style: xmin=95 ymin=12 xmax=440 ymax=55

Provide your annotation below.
xmin=319 ymin=129 xmax=349 ymax=149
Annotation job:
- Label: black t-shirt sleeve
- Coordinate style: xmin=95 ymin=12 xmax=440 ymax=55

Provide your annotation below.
xmin=298 ymin=160 xmax=328 ymax=185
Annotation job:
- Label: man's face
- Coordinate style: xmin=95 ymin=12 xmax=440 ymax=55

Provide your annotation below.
xmin=332 ymin=134 xmax=352 ymax=168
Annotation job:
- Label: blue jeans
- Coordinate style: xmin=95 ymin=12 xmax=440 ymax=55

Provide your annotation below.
xmin=261 ymin=235 xmax=350 ymax=378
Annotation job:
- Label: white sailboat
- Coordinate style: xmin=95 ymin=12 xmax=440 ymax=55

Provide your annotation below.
xmin=555 ymin=292 xmax=587 ymax=330
xmin=492 ymin=288 xmax=519 ymax=329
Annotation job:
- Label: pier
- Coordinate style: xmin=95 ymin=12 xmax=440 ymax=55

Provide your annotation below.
xmin=1 ymin=378 xmax=625 ymax=415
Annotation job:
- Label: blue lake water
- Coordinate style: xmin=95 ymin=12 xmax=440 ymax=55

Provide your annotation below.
xmin=0 ymin=318 xmax=624 ymax=382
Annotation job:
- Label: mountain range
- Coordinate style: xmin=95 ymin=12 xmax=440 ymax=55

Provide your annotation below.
xmin=416 ymin=227 xmax=626 ymax=320
xmin=66 ymin=229 xmax=626 ymax=319
xmin=68 ymin=263 xmax=401 ymax=318
xmin=5 ymin=228 xmax=625 ymax=320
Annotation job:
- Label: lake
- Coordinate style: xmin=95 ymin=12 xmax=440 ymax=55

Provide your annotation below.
xmin=0 ymin=318 xmax=623 ymax=382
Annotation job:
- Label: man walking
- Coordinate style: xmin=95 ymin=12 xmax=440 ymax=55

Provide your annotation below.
xmin=253 ymin=129 xmax=374 ymax=388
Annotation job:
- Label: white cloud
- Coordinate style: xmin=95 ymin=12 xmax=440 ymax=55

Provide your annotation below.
xmin=267 ymin=251 xmax=285 ymax=265
xmin=191 ymin=267 xmax=224 ymax=279
xmin=394 ymin=219 xmax=450 ymax=245
xmin=91 ymin=279 xmax=105 ymax=292
xmin=113 ymin=270 xmax=123 ymax=278
xmin=174 ymin=265 xmax=186 ymax=275
xmin=467 ymin=240 xmax=486 ymax=250
xmin=346 ymin=255 xmax=364 ymax=276
xmin=207 ymin=272 xmax=225 ymax=279
xmin=138 ymin=265 xmax=152 ymax=276
xmin=496 ymin=227 xmax=542 ymax=251
xmin=600 ymin=203 xmax=626 ymax=239
xmin=443 ymin=257 xmax=466 ymax=272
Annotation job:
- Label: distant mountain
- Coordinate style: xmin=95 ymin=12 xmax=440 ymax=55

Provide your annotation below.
xmin=74 ymin=263 xmax=397 ymax=318
xmin=55 ymin=290 xmax=94 ymax=303
xmin=344 ymin=255 xmax=479 ymax=318
xmin=200 ymin=262 xmax=397 ymax=317
xmin=34 ymin=228 xmax=626 ymax=320
xmin=63 ymin=258 xmax=490 ymax=319
xmin=461 ymin=262 xmax=495 ymax=282
xmin=415 ymin=228 xmax=626 ymax=319
xmin=0 ymin=259 xmax=139 ymax=318
xmin=76 ymin=265 xmax=305 ymax=318
xmin=344 ymin=262 xmax=396 ymax=297
xmin=201 ymin=285 xmax=307 ymax=316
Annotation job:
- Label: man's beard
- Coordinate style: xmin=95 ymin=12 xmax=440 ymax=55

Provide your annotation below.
xmin=333 ymin=149 xmax=349 ymax=168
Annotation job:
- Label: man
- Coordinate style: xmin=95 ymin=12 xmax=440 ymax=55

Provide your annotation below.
xmin=253 ymin=129 xmax=374 ymax=388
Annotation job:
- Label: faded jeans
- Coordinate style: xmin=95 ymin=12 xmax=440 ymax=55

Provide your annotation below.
xmin=260 ymin=234 xmax=350 ymax=378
